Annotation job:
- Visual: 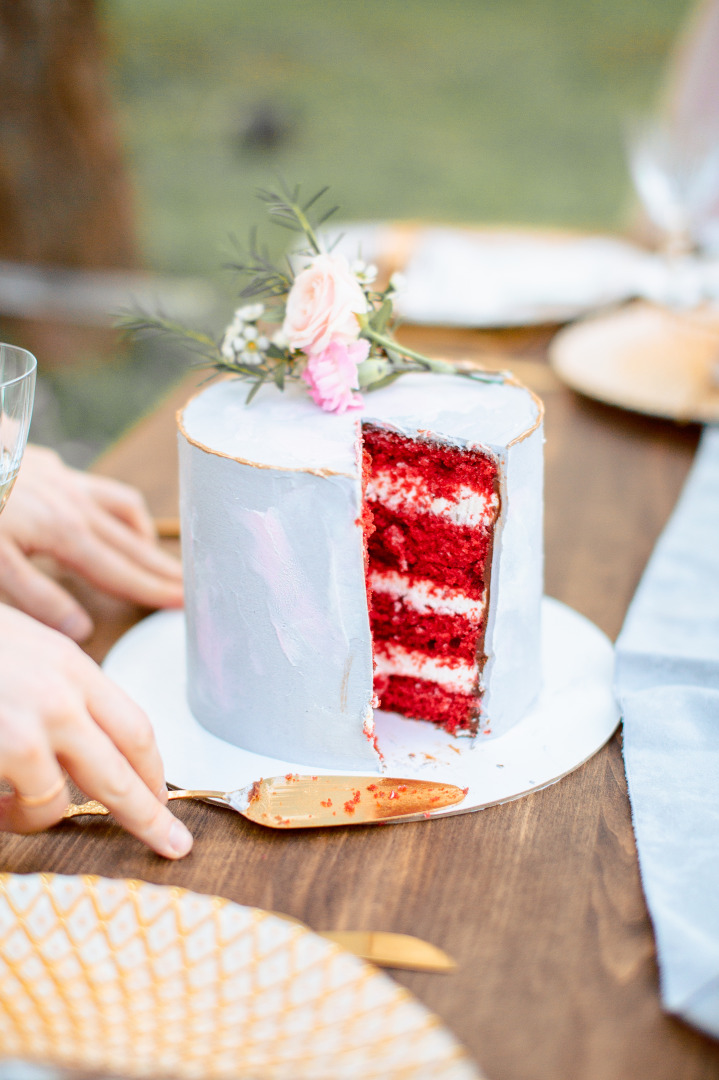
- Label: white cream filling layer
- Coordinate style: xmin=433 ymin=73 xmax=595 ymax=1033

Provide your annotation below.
xmin=369 ymin=568 xmax=486 ymax=623
xmin=374 ymin=641 xmax=478 ymax=695
xmin=366 ymin=469 xmax=499 ymax=528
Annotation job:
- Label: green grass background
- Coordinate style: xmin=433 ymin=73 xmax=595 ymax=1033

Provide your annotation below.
xmin=104 ymin=0 xmax=690 ymax=276
xmin=36 ymin=0 xmax=693 ymax=460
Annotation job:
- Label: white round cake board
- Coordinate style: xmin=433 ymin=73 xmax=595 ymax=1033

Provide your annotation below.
xmin=102 ymin=597 xmax=618 ymax=820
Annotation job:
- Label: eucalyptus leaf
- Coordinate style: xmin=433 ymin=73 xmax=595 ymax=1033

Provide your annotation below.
xmin=303 ymin=185 xmax=329 ymax=212
xmin=461 ymin=369 xmax=510 ymax=384
xmin=245 ymin=376 xmax=266 ymax=404
xmin=369 ymin=298 xmax=393 ymax=334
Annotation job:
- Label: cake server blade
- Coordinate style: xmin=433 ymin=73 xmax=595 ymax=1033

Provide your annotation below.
xmin=62 ymin=774 xmax=467 ymax=829
xmin=212 ymin=774 xmax=468 ymax=827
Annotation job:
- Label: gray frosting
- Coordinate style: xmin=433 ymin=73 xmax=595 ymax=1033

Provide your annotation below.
xmin=182 ymin=373 xmax=539 ymax=471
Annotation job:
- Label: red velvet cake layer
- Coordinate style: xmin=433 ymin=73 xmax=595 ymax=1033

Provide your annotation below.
xmin=362 ymin=425 xmax=498 ymax=498
xmin=373 ymin=673 xmax=480 ymax=736
xmin=361 ymin=423 xmax=499 ymax=737
xmin=367 ymin=504 xmax=492 ymax=597
xmin=370 ymin=592 xmax=480 ymax=663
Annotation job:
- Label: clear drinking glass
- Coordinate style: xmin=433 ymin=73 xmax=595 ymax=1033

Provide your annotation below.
xmin=625 ymin=117 xmax=719 ymax=256
xmin=0 ymin=344 xmax=37 ymax=514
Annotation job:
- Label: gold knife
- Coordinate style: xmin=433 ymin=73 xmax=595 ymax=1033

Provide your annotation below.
xmin=319 ymin=930 xmax=457 ymax=972
xmin=62 ymin=774 xmax=467 ymax=829
xmin=269 ymin=912 xmax=456 ymax=971
xmin=155 ymin=515 xmax=180 ymax=538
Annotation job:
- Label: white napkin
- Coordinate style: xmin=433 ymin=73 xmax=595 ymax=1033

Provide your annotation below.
xmin=323 ymin=223 xmax=719 ymax=324
xmin=615 ymin=423 xmax=719 ymax=1038
xmin=395 ymin=228 xmax=654 ymax=325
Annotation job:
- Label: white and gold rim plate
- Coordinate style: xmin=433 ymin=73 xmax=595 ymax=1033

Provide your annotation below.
xmin=101 ymin=597 xmax=619 ymax=815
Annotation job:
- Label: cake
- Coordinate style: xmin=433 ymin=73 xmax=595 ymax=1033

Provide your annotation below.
xmin=178 ymin=370 xmax=544 ymax=771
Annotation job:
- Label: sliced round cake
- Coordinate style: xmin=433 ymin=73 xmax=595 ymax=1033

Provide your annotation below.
xmin=178 ymin=371 xmax=543 ymax=771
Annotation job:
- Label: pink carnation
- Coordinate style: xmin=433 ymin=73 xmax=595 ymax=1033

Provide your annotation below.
xmin=283 ymin=253 xmax=368 ymax=354
xmin=302 ymin=338 xmax=369 ymax=414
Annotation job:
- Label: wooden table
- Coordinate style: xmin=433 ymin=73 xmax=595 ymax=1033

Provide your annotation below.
xmin=1 ymin=323 xmax=716 ymax=1080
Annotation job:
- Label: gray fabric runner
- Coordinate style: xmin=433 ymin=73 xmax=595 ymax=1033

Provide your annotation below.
xmin=615 ymin=423 xmax=719 ymax=1037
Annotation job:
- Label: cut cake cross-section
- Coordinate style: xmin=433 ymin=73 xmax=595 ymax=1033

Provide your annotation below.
xmin=363 ymin=424 xmax=500 ymax=736
xmin=178 ymin=371 xmax=543 ymax=771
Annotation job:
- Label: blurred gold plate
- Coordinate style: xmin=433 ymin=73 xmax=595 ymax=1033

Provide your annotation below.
xmin=0 ymin=873 xmax=481 ymax=1080
xmin=550 ymin=301 xmax=719 ymax=423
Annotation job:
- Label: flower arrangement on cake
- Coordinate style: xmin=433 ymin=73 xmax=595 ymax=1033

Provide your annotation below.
xmin=122 ymin=183 xmax=503 ymax=414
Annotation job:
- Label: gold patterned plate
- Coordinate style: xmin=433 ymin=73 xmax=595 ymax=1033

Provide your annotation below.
xmin=549 ymin=300 xmax=719 ymax=423
xmin=0 ymin=873 xmax=482 ymax=1080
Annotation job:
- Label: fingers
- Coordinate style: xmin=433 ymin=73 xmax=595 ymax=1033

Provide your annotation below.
xmin=0 ymin=501 xmax=183 ymax=616
xmin=81 ymin=474 xmax=157 ymax=540
xmin=57 ymin=716 xmax=192 ymax=860
xmin=42 ymin=490 xmax=183 ymax=609
xmin=0 ymin=719 xmax=69 ymax=834
xmin=0 ymin=449 xmax=182 ymax=614
xmin=58 ymin=643 xmax=170 ymax=829
xmin=51 ymin=519 xmax=183 ymax=609
xmin=82 ymin=663 xmax=168 ymax=803
xmin=0 ymin=539 xmax=94 ymax=641
xmin=91 ymin=507 xmax=184 ymax=584
xmin=0 ymin=606 xmax=192 ymax=858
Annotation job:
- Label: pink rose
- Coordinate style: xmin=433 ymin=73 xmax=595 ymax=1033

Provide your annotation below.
xmin=283 ymin=253 xmax=368 ymax=354
xmin=302 ymin=338 xmax=369 ymax=414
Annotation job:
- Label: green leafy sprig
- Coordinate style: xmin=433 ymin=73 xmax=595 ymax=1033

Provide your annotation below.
xmin=120 ymin=181 xmax=508 ymax=403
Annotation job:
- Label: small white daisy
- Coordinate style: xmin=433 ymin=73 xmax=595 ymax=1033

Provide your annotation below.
xmin=352 ymin=259 xmax=378 ymax=286
xmin=220 ymin=302 xmax=270 ymax=364
xmin=236 ymin=302 xmax=265 ymax=323
xmin=240 ymin=346 xmax=263 ymax=365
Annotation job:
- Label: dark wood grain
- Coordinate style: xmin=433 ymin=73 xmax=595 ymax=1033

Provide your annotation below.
xmin=1 ymin=326 xmax=716 ymax=1080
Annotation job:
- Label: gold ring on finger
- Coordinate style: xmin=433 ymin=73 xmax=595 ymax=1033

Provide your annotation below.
xmin=16 ymin=775 xmax=67 ymax=808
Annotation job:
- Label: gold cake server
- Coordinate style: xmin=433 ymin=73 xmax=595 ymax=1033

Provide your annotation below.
xmin=62 ymin=774 xmax=467 ymax=829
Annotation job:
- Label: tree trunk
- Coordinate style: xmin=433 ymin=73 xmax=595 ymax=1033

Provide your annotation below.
xmin=0 ymin=0 xmax=140 ymax=364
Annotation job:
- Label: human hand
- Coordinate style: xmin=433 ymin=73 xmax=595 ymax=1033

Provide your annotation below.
xmin=0 ymin=604 xmax=193 ymax=858
xmin=0 ymin=445 xmax=183 ymax=641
